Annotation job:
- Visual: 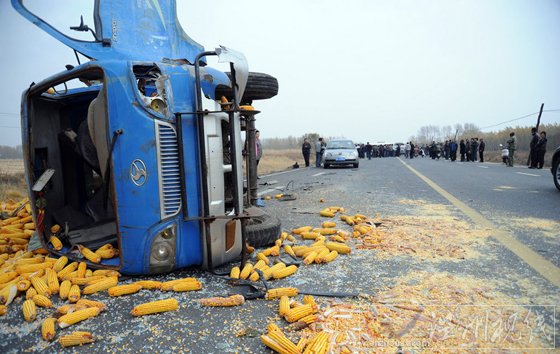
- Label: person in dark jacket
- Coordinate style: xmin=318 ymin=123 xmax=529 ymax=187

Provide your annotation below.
xmin=529 ymin=127 xmax=539 ymax=169
xmin=450 ymin=140 xmax=458 ymax=161
xmin=478 ymin=138 xmax=485 ymax=162
xmin=459 ymin=139 xmax=466 ymax=161
xmin=536 ymin=131 xmax=547 ymax=169
xmin=470 ymin=138 xmax=478 ymax=162
xmin=301 ymin=138 xmax=311 ymax=167
xmin=365 ymin=142 xmax=372 ymax=160
xmin=409 ymin=142 xmax=415 ymax=159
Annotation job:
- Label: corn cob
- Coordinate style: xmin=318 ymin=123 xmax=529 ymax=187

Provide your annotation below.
xmin=49 ymin=236 xmax=63 ymax=251
xmin=92 ymin=269 xmax=121 ymax=277
xmin=59 ymin=331 xmax=95 ymax=347
xmin=284 ymin=303 xmax=317 ymax=323
xmin=296 ymin=337 xmax=307 ymax=352
xmin=68 ymin=285 xmax=81 ymax=303
xmin=134 ymin=280 xmax=162 ymax=290
xmin=131 ymin=298 xmax=179 ymax=316
xmin=56 ymin=304 xmax=80 ymax=315
xmin=303 ymin=251 xmax=318 ymax=265
xmin=41 ymin=317 xmax=56 ymax=341
xmin=76 ymin=262 xmax=87 ymax=278
xmin=95 ymin=248 xmax=119 ymax=259
xmin=352 ymin=230 xmax=361 ymax=238
xmin=283 ymin=245 xmax=296 ymax=258
xmin=32 ymin=294 xmax=53 ymax=307
xmin=246 ymin=243 xmax=255 ymax=254
xmin=279 ymin=295 xmax=290 ymax=316
xmin=292 ymin=226 xmax=312 ymax=234
xmin=253 ymin=260 xmax=267 ymax=270
xmin=267 ymin=323 xmax=281 ymax=333
xmin=30 ymin=276 xmax=51 ymax=297
xmin=300 ymin=232 xmax=321 ymax=240
xmin=354 ymin=213 xmax=367 ymax=219
xmin=70 ymin=276 xmax=105 ymax=286
xmin=15 ymin=257 xmax=43 ymax=265
xmin=0 ymin=284 xmax=17 ymax=305
xmin=15 ymin=262 xmax=53 ymax=275
xmin=0 ymin=305 xmax=7 ymax=316
xmin=299 ymin=314 xmax=318 ymax=325
xmin=82 ymin=276 xmax=118 ymax=294
xmin=26 ymin=287 xmax=37 ymax=300
xmin=310 ymin=239 xmax=325 ymax=247
xmin=304 ymin=331 xmax=330 ymax=354
xmin=17 ymin=279 xmax=31 ymax=291
xmin=322 ymin=221 xmax=337 ymax=228
xmin=248 ymin=271 xmax=260 ymax=282
xmin=261 ymin=334 xmax=295 ymax=354
xmin=319 ymin=210 xmax=335 ymax=217
xmin=265 ymin=287 xmax=299 ymax=300
xmin=262 ymin=245 xmax=280 ymax=257
xmin=315 ymin=248 xmax=330 ymax=261
xmin=160 ymin=278 xmax=198 ymax=291
xmin=76 ymin=299 xmax=107 ymax=311
xmin=296 ymin=246 xmax=326 ymax=257
xmin=322 ymin=251 xmax=338 ymax=263
xmin=57 ymin=262 xmax=78 ymax=279
xmin=256 ymin=252 xmax=270 ymax=265
xmin=57 ymin=307 xmax=100 ymax=328
xmin=313 ymin=228 xmax=337 ymax=235
xmin=272 ymin=265 xmax=298 ymax=279
xmin=326 ymin=242 xmax=351 ymax=254
xmin=199 ymin=294 xmax=244 ymax=307
xmin=172 ymin=281 xmax=202 ymax=292
xmin=267 ymin=329 xmax=300 ymax=354
xmin=262 ymin=262 xmax=286 ymax=280
xmin=95 ymin=243 xmax=113 ymax=252
xmin=303 ymin=295 xmax=316 ymax=306
xmin=85 ymin=269 xmax=93 ymax=277
xmin=286 ymin=235 xmax=297 ymax=243
xmin=59 ymin=280 xmax=71 ymax=300
xmin=280 ymin=232 xmax=288 ymax=240
xmin=229 ymin=266 xmax=241 ymax=279
xmin=46 ymin=268 xmax=59 ymax=294
xmin=22 ymin=299 xmax=36 ymax=322
xmin=239 ymin=263 xmax=254 ymax=280
xmin=79 ymin=246 xmax=101 ymax=264
xmin=106 ymin=283 xmax=141 ymax=297
xmin=50 ymin=224 xmax=61 ymax=234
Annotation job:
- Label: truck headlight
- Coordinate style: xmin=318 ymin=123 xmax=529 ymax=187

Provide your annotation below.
xmin=149 ymin=225 xmax=176 ymax=274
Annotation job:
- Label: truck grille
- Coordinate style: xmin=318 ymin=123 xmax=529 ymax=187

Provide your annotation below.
xmin=155 ymin=121 xmax=181 ymax=219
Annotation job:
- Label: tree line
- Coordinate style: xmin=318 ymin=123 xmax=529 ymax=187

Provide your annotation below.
xmin=0 ymin=145 xmax=22 ymax=159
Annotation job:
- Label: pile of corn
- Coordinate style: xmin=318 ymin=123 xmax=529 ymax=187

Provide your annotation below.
xmin=0 ymin=199 xmax=35 ymax=254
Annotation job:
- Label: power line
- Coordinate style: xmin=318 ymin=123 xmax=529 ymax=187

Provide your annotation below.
xmin=480 ymin=109 xmax=560 ymax=130
xmin=0 ymin=126 xmax=21 ymax=129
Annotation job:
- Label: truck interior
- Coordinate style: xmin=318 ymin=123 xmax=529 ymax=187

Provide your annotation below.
xmin=26 ymin=69 xmax=120 ymax=267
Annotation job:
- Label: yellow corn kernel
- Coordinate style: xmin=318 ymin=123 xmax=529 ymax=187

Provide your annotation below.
xmin=82 ymin=276 xmax=118 ymax=295
xmin=33 ymin=294 xmax=53 ymax=307
xmin=22 ymin=299 xmax=36 ymax=322
xmin=284 ymin=303 xmax=317 ymax=323
xmin=303 ymin=251 xmax=318 ymax=265
xmin=46 ymin=268 xmax=59 ymax=294
xmin=322 ymin=221 xmax=337 ymax=228
xmin=76 ymin=299 xmax=107 ymax=311
xmin=30 ymin=276 xmax=51 ymax=297
xmin=253 ymin=260 xmax=267 ymax=271
xmin=326 ymin=242 xmax=351 ymax=254
xmin=279 ymin=295 xmax=290 ymax=316
xmin=160 ymin=278 xmax=198 ymax=291
xmin=256 ymin=252 xmax=270 ymax=265
xmin=198 ymin=294 xmax=245 ymax=307
xmin=300 ymin=232 xmax=321 ymax=240
xmin=229 ymin=266 xmax=240 ymax=279
xmin=57 ymin=262 xmax=78 ymax=279
xmin=108 ymin=284 xmax=142 ymax=297
xmin=134 ymin=280 xmax=162 ymax=290
xmin=292 ymin=226 xmax=312 ymax=234
xmin=26 ymin=287 xmax=37 ymax=300
xmin=239 ymin=263 xmax=254 ymax=280
xmin=172 ymin=281 xmax=202 ymax=292
xmin=68 ymin=285 xmax=81 ymax=303
xmin=283 ymin=245 xmax=296 ymax=258
xmin=57 ymin=307 xmax=100 ymax=328
xmin=17 ymin=279 xmax=31 ymax=291
xmin=79 ymin=246 xmax=101 ymax=264
xmin=76 ymin=262 xmax=87 ymax=278
xmin=272 ymin=265 xmax=298 ymax=279
xmin=49 ymin=236 xmax=63 ymax=251
xmin=41 ymin=317 xmax=56 ymax=341
xmin=131 ymin=298 xmax=179 ymax=316
xmin=59 ymin=331 xmax=95 ymax=347
xmin=262 ymin=262 xmax=286 ymax=280
xmin=265 ymin=287 xmax=299 ymax=300
xmin=59 ymin=280 xmax=71 ymax=300
xmin=248 ymin=271 xmax=260 ymax=282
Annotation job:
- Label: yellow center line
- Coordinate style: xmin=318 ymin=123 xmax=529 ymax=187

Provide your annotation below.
xmin=398 ymin=158 xmax=560 ymax=288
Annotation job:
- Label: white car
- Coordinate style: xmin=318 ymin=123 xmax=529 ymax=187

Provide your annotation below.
xmin=323 ymin=139 xmax=359 ymax=168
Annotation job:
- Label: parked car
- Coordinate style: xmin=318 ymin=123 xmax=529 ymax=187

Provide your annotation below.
xmin=552 ymin=145 xmax=560 ymax=191
xmin=323 ymin=140 xmax=359 ymax=168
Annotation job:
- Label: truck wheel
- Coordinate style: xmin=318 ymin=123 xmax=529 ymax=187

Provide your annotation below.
xmin=215 ymin=72 xmax=278 ymax=105
xmin=245 ymin=210 xmax=282 ymax=248
xmin=553 ymin=160 xmax=560 ymax=192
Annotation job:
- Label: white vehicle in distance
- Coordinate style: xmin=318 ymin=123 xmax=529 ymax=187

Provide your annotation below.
xmin=323 ymin=139 xmax=359 ymax=168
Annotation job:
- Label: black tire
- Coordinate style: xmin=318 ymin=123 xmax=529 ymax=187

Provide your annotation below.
xmin=353 ymin=163 xmax=359 ymax=168
xmin=215 ymin=72 xmax=278 ymax=105
xmin=553 ymin=159 xmax=560 ymax=192
xmin=245 ymin=211 xmax=282 ymax=248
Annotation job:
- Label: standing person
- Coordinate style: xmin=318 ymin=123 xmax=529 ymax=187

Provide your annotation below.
xmin=301 ymin=138 xmax=311 ymax=167
xmin=529 ymin=127 xmax=539 ymax=169
xmin=459 ymin=139 xmax=466 ymax=162
xmin=315 ymin=137 xmax=324 ymax=167
xmin=409 ymin=142 xmax=415 ymax=159
xmin=501 ymin=145 xmax=509 ymax=165
xmin=465 ymin=141 xmax=471 ymax=161
xmin=506 ymin=132 xmax=517 ymax=167
xmin=365 ymin=142 xmax=372 ymax=160
xmin=450 ymin=140 xmax=458 ymax=161
xmin=536 ymin=131 xmax=547 ymax=169
xmin=444 ymin=140 xmax=450 ymax=160
xmin=478 ymin=138 xmax=485 ymax=163
xmin=471 ymin=138 xmax=478 ymax=162
xmin=405 ymin=142 xmax=411 ymax=158
xmin=255 ymin=130 xmax=262 ymax=178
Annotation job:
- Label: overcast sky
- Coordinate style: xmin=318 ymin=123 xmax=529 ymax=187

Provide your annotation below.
xmin=1 ymin=0 xmax=559 ymax=146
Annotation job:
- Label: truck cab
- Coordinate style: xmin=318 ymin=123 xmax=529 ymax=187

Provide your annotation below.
xmin=13 ymin=0 xmax=278 ymax=274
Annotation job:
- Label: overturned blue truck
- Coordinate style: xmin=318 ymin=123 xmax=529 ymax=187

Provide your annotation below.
xmin=13 ymin=0 xmax=279 ymax=274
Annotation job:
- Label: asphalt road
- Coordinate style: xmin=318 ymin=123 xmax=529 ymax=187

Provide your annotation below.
xmin=1 ymin=156 xmax=558 ymax=352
